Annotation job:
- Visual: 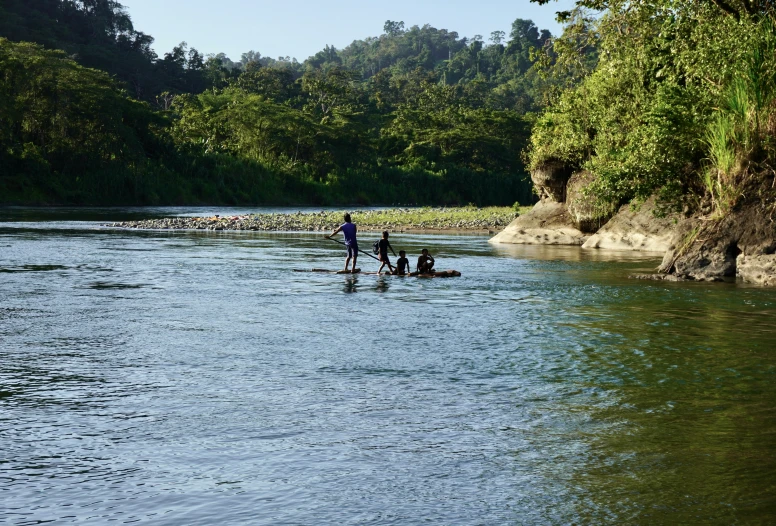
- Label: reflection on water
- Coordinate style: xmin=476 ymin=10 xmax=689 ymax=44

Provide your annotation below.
xmin=343 ymin=275 xmax=359 ymax=294
xmin=1 ymin=208 xmax=776 ymax=524
xmin=375 ymin=276 xmax=391 ymax=293
xmin=545 ymin=289 xmax=776 ymax=523
xmin=491 ymin=242 xmax=666 ymax=261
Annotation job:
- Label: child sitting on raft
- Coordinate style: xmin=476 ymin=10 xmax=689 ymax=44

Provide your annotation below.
xmin=416 ymin=248 xmax=435 ymax=274
xmin=394 ymin=251 xmax=410 ymax=275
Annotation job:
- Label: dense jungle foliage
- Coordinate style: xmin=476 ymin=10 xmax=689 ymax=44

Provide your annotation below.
xmin=0 ymin=0 xmax=565 ymax=205
xmin=529 ymin=0 xmax=776 ymax=219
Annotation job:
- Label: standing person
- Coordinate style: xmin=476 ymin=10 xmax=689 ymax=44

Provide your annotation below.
xmin=416 ymin=248 xmax=435 ymax=274
xmin=326 ymin=213 xmax=359 ymax=273
xmin=376 ymin=231 xmax=397 ymax=275
xmin=394 ymin=250 xmax=410 ymax=276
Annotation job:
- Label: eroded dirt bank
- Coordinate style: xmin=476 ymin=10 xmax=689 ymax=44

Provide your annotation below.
xmin=657 ymin=202 xmax=776 ymax=284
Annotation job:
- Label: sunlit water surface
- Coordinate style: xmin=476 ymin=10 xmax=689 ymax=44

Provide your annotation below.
xmin=2 ymin=208 xmax=775 ymax=525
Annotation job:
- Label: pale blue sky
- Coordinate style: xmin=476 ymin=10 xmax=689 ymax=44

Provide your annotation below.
xmin=119 ymin=0 xmax=577 ymax=62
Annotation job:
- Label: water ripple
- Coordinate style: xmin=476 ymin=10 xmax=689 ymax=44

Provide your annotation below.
xmin=1 ymin=213 xmax=776 ymax=524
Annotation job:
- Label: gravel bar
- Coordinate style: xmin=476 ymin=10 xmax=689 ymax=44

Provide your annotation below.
xmin=106 ymin=208 xmax=521 ymax=232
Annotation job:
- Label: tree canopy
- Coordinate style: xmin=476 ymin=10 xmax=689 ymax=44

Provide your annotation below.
xmin=1 ymin=2 xmax=567 ymax=205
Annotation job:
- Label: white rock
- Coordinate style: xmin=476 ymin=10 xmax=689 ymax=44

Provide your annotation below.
xmin=582 ymin=197 xmax=679 ymax=253
xmin=737 ymin=254 xmax=776 ymax=286
xmin=489 ymin=201 xmax=588 ymax=246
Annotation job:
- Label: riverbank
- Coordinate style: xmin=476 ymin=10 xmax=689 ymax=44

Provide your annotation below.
xmin=493 ymin=191 xmax=776 ymax=285
xmin=105 ymin=207 xmax=530 ymax=233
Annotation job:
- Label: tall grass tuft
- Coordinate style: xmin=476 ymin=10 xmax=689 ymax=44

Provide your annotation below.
xmin=702 ymin=18 xmax=776 ymax=216
xmin=703 ymin=114 xmax=737 ymax=214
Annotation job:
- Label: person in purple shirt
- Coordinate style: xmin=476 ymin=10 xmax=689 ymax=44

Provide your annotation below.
xmin=326 ymin=213 xmax=359 ymax=273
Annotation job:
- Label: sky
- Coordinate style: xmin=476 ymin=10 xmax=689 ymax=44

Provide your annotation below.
xmin=118 ymin=0 xmax=578 ymax=62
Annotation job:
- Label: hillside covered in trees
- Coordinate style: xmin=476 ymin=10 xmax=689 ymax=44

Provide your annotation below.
xmin=524 ymin=0 xmax=776 ymax=281
xmin=0 ymin=0 xmax=570 ymax=206
xmin=528 ymin=0 xmax=776 ymax=217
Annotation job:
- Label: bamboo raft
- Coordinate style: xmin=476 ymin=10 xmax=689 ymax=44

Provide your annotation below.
xmin=293 ymin=268 xmax=462 ymax=278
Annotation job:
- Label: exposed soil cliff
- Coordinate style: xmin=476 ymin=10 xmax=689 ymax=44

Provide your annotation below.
xmin=658 ymin=200 xmax=776 ymax=282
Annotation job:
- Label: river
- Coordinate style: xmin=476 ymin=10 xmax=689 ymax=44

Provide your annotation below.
xmin=2 ymin=208 xmax=775 ymax=525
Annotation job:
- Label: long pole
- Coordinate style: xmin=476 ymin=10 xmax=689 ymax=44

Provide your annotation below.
xmin=327 ymin=236 xmax=380 ymax=262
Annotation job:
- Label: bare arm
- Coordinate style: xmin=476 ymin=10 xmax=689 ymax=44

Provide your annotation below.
xmin=326 ymin=226 xmax=342 ymax=238
xmin=388 ymin=241 xmax=397 ymax=257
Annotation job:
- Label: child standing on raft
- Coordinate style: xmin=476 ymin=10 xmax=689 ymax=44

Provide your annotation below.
xmin=376 ymin=231 xmax=396 ymax=275
xmin=326 ymin=213 xmax=359 ymax=273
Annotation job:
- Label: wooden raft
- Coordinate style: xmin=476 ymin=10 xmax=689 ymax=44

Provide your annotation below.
xmin=293 ymin=268 xmax=461 ymax=278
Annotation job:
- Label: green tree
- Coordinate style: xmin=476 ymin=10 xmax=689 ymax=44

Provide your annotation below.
xmin=384 ymin=20 xmax=406 ymax=36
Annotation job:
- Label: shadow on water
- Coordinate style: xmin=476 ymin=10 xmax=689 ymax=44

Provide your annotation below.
xmin=491 ymin=242 xmax=665 ymax=263
xmin=85 ymin=282 xmax=149 ymax=290
xmin=0 ymin=265 xmax=68 ymax=273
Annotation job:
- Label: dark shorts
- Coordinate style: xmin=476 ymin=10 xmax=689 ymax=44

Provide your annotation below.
xmin=379 ymin=253 xmax=390 ymax=263
xmin=347 ymin=244 xmax=358 ymax=258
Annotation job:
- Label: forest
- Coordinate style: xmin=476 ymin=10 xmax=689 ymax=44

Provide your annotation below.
xmin=0 ymin=0 xmax=564 ymax=205
xmin=3 ymin=0 xmax=774 ymax=216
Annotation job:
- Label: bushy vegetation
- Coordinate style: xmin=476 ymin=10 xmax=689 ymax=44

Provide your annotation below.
xmin=0 ymin=1 xmax=576 ymax=206
xmin=702 ymin=18 xmax=776 ymax=215
xmin=528 ymin=0 xmax=776 ymax=217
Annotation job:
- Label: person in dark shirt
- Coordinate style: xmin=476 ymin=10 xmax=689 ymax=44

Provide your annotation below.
xmin=416 ymin=248 xmax=435 ymax=274
xmin=376 ymin=231 xmax=396 ymax=275
xmin=394 ymin=250 xmax=410 ymax=275
xmin=326 ymin=213 xmax=359 ymax=273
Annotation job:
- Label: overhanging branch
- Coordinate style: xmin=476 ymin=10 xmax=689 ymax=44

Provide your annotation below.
xmin=709 ymin=0 xmax=742 ymax=20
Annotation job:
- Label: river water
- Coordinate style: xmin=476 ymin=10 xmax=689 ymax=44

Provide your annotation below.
xmin=2 ymin=208 xmax=775 ymax=525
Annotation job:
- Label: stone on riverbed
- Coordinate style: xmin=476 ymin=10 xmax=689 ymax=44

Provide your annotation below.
xmin=105 ymin=208 xmax=516 ymax=233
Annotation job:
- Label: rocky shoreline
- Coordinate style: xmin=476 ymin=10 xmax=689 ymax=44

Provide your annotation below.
xmin=105 ymin=208 xmax=521 ymax=233
xmin=491 ymin=162 xmax=776 ymax=286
